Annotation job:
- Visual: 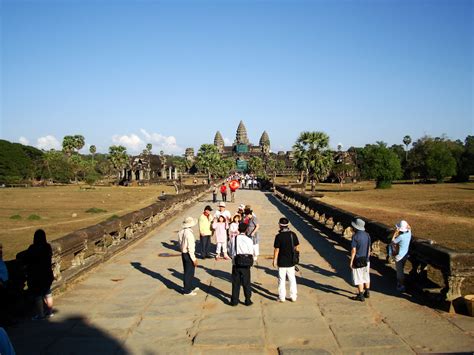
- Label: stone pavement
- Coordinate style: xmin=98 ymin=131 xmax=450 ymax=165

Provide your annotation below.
xmin=7 ymin=189 xmax=474 ymax=354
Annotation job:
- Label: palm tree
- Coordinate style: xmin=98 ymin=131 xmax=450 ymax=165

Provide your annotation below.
xmin=293 ymin=131 xmax=333 ymax=191
xmin=146 ymin=143 xmax=153 ymax=155
xmin=62 ymin=136 xmax=76 ymax=157
xmin=89 ymin=145 xmax=97 ymax=160
xmin=403 ymin=135 xmax=412 ymax=161
xmin=195 ymin=144 xmax=221 ymax=181
xmin=108 ymin=145 xmax=129 ymax=180
xmin=292 ymin=142 xmax=309 ymax=185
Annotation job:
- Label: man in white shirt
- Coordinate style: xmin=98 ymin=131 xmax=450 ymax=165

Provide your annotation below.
xmin=229 ymin=223 xmax=254 ymax=306
xmin=214 ymin=202 xmax=231 ymax=223
xmin=178 ymin=217 xmax=198 ymax=296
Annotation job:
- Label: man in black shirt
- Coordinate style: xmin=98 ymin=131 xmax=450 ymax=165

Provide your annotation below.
xmin=273 ymin=217 xmax=300 ymax=302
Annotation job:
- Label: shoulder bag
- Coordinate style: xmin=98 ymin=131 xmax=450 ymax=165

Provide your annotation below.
xmin=353 ymin=234 xmax=371 ymax=268
xmin=234 ymin=235 xmax=254 ymax=267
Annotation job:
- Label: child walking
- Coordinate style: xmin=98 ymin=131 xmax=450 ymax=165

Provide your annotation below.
xmin=213 ymin=215 xmax=230 ymax=260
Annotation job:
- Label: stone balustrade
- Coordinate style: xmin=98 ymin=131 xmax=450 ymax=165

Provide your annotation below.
xmin=274 ymin=184 xmax=474 ymax=306
xmin=9 ymin=184 xmax=211 ymax=294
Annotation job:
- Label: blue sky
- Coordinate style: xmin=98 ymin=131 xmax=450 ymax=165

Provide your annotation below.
xmin=1 ymin=0 xmax=472 ymax=155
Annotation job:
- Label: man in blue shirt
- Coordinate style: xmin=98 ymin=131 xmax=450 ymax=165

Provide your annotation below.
xmin=391 ymin=220 xmax=412 ymax=292
xmin=350 ymin=218 xmax=371 ymax=302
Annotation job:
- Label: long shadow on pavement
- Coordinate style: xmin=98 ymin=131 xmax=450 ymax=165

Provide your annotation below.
xmin=168 ymin=268 xmax=231 ymax=304
xmin=198 ymin=265 xmax=278 ymax=301
xmin=6 ymin=315 xmax=128 ymax=354
xmin=255 ymin=264 xmax=352 ymax=299
xmin=131 ymin=262 xmax=182 ymax=293
xmin=264 ymin=193 xmax=419 ymax=302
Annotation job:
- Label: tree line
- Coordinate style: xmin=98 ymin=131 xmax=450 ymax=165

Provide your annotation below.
xmin=0 ymin=133 xmax=472 ymax=187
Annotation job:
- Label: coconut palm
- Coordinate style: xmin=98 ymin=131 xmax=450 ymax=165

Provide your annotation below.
xmin=108 ymin=145 xmax=129 ymax=180
xmin=403 ymin=135 xmax=412 ymax=161
xmin=293 ymin=131 xmax=333 ymax=191
xmin=195 ymin=144 xmax=221 ymax=181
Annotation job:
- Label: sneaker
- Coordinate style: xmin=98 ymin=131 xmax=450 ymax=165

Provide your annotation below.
xmin=364 ymin=290 xmax=370 ymax=299
xmin=245 ymin=300 xmax=253 ymax=306
xmin=290 ymin=297 xmax=297 ymax=302
xmin=351 ymin=293 xmax=365 ymax=302
xmin=31 ymin=315 xmax=45 ymax=321
xmin=396 ymin=285 xmax=406 ymax=292
xmin=183 ymin=291 xmax=197 ymax=296
xmin=192 ymin=287 xmax=199 ymax=292
xmin=278 ymin=298 xmax=285 ymax=303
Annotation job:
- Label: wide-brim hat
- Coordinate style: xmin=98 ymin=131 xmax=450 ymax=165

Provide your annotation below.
xmin=396 ymin=220 xmax=409 ymax=232
xmin=351 ymin=218 xmax=365 ymax=231
xmin=182 ymin=217 xmax=197 ymax=228
xmin=218 ymin=202 xmax=226 ymax=208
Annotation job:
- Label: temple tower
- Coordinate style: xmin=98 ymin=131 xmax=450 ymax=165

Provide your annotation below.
xmin=235 ymin=120 xmax=250 ymax=145
xmin=259 ymin=131 xmax=270 ymax=154
xmin=214 ymin=131 xmax=225 ymax=152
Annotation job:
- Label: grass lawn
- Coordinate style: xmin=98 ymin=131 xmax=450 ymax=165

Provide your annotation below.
xmin=0 ymin=184 xmax=177 ymax=260
xmin=275 ymin=178 xmax=474 ymax=252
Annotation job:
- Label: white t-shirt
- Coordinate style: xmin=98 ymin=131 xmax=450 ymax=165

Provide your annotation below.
xmin=215 ymin=209 xmax=231 ymax=222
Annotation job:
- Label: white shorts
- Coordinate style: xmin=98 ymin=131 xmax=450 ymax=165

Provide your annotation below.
xmin=352 ymin=262 xmax=370 ymax=286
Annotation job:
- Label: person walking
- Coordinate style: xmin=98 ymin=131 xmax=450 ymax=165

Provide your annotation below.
xmin=391 ymin=220 xmax=412 ymax=292
xmin=212 ymin=184 xmax=218 ymax=203
xmin=25 ymin=229 xmax=55 ymax=320
xmin=198 ymin=205 xmax=213 ymax=259
xmin=178 ymin=217 xmax=198 ymax=296
xmin=273 ymin=218 xmax=300 ymax=302
xmin=244 ymin=207 xmax=260 ymax=262
xmin=349 ymin=218 xmax=371 ymax=302
xmin=229 ymin=223 xmax=254 ymax=306
xmin=220 ymin=183 xmax=227 ymax=202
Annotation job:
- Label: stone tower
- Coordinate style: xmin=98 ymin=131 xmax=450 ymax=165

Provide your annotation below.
xmin=259 ymin=131 xmax=270 ymax=154
xmin=235 ymin=120 xmax=250 ymax=145
xmin=214 ymin=131 xmax=225 ymax=152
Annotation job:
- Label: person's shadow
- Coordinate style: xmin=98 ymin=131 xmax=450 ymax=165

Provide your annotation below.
xmin=168 ymin=268 xmax=231 ymax=304
xmin=255 ymin=264 xmax=352 ymax=299
xmin=131 ymin=262 xmax=182 ymax=293
xmin=161 ymin=240 xmax=180 ymax=252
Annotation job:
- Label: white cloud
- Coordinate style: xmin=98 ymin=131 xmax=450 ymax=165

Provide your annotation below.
xmin=36 ymin=135 xmax=61 ymax=150
xmin=19 ymin=136 xmax=29 ymax=145
xmin=139 ymin=128 xmax=183 ymax=155
xmin=112 ymin=134 xmax=144 ymax=153
xmin=223 ymin=137 xmax=232 ymax=146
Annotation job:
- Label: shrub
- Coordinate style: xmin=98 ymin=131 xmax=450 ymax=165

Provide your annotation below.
xmin=86 ymin=208 xmax=107 ymax=214
xmin=27 ymin=214 xmax=41 ymax=220
xmin=106 ymin=214 xmax=120 ymax=221
xmin=9 ymin=214 xmax=22 ymax=220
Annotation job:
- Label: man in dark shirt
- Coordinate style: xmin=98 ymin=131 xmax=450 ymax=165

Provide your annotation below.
xmin=350 ymin=218 xmax=371 ymax=302
xmin=273 ymin=217 xmax=300 ymax=302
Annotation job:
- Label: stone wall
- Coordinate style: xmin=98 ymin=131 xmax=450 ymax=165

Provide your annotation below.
xmin=8 ymin=184 xmax=211 ymax=295
xmin=274 ymin=185 xmax=474 ymax=305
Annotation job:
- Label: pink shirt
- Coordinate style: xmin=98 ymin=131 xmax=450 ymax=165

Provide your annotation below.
xmin=229 ymin=222 xmax=239 ymax=239
xmin=212 ymin=221 xmax=228 ymax=243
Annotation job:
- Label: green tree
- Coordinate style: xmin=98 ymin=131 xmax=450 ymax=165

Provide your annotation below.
xmin=146 ymin=143 xmax=153 ymax=155
xmin=89 ymin=145 xmax=97 ymax=158
xmin=216 ymin=158 xmax=235 ymax=178
xmin=360 ymin=142 xmax=402 ymax=188
xmin=292 ymin=142 xmax=309 ymax=185
xmin=43 ymin=150 xmax=73 ymax=183
xmin=108 ymin=145 xmax=129 ymax=179
xmin=248 ymin=156 xmax=264 ymax=177
xmin=0 ymin=140 xmax=44 ymax=183
xmin=426 ymin=142 xmax=457 ymax=182
xmin=195 ymin=144 xmax=221 ymax=180
xmin=458 ymin=136 xmax=474 ymax=181
xmin=293 ymin=131 xmax=333 ymax=191
xmin=403 ymin=135 xmax=412 ymax=161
